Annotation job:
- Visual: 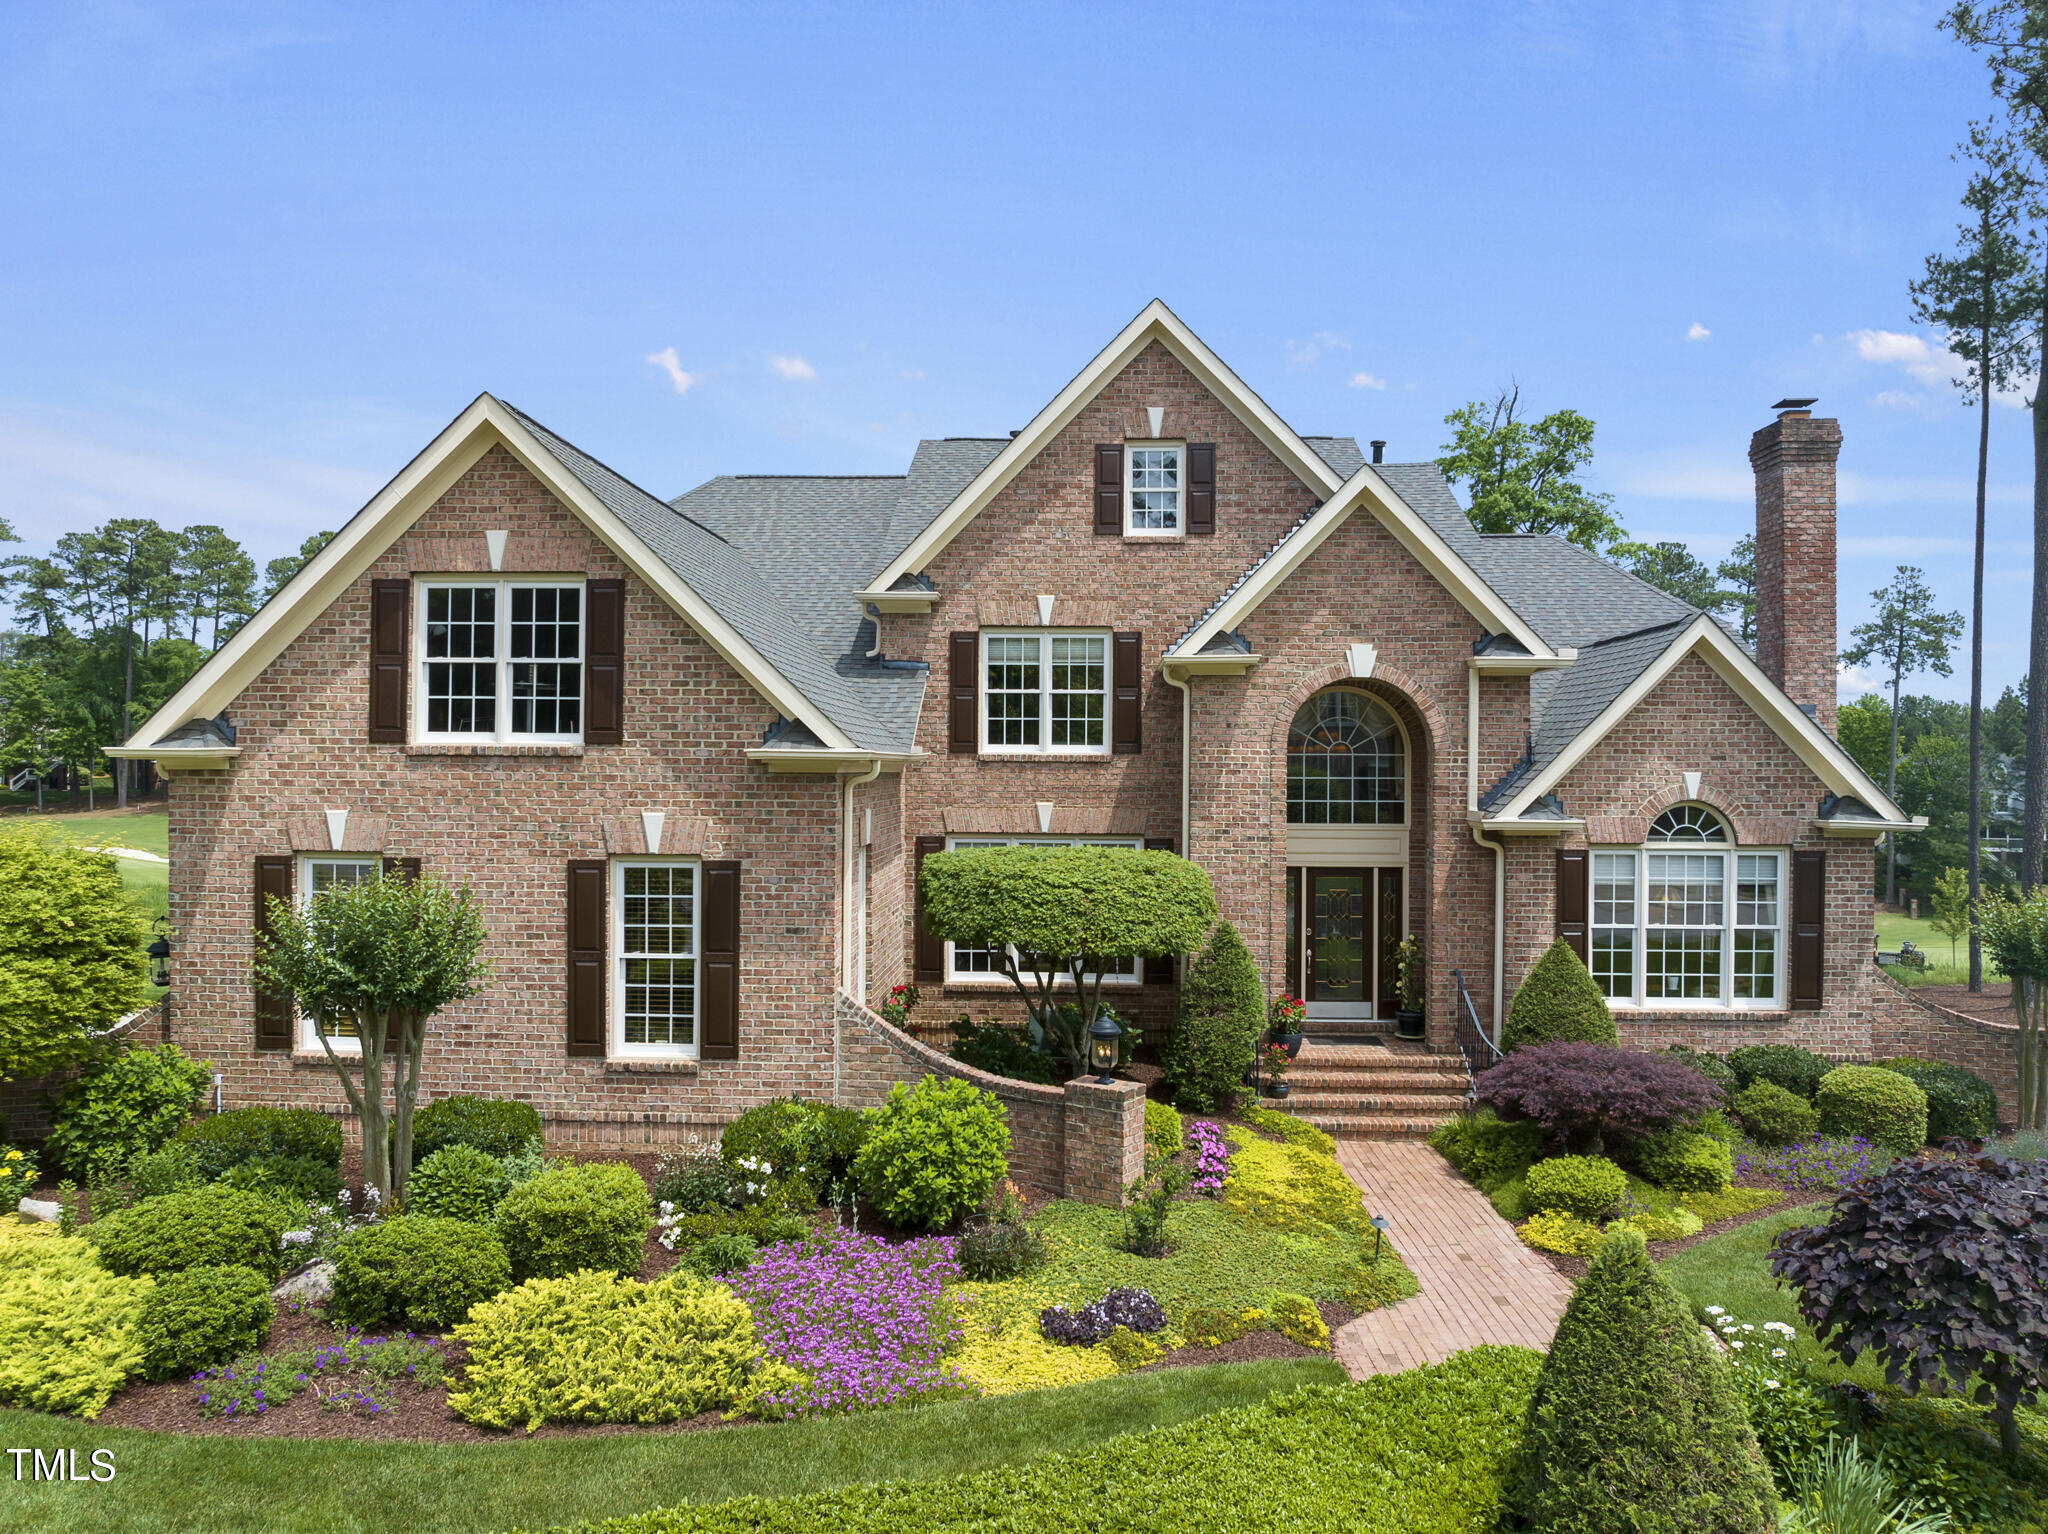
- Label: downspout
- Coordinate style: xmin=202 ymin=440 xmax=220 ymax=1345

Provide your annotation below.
xmin=1162 ymin=666 xmax=1193 ymax=855
xmin=839 ymin=758 xmax=883 ymax=1106
xmin=1467 ymin=666 xmax=1506 ymax=1041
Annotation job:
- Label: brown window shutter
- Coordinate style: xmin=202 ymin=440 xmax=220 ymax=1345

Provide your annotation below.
xmin=948 ymin=632 xmax=979 ymax=754
xmin=700 ymin=860 xmax=741 ymax=1061
xmin=566 ymin=860 xmax=607 ymax=1057
xmin=1186 ymin=443 xmax=1216 ymax=535
xmin=584 ymin=578 xmax=625 ymax=746
xmin=1556 ymin=849 xmax=1589 ymax=963
xmin=1791 ymin=850 xmax=1825 ymax=1010
xmin=382 ymin=856 xmax=422 ymax=882
xmin=1143 ymin=837 xmax=1177 ymax=984
xmin=913 ymin=835 xmax=946 ymax=983
xmin=1094 ymin=444 xmax=1123 ymax=535
xmin=254 ymin=856 xmax=294 ymax=1051
xmin=1112 ymin=631 xmax=1143 ymax=754
xmin=368 ymin=579 xmax=410 ymax=743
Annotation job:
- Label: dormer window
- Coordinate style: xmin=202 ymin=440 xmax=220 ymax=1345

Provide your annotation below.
xmin=1125 ymin=442 xmax=1183 ymax=536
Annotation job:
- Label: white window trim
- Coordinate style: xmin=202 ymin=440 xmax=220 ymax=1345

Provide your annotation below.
xmin=979 ymin=629 xmax=1112 ymax=757
xmin=1593 ymin=834 xmax=1786 ymax=1012
xmin=1284 ymin=686 xmax=1412 ymax=830
xmin=942 ymin=835 xmax=1143 ymax=985
xmin=610 ymin=857 xmax=701 ymax=1061
xmin=294 ymin=854 xmax=383 ymax=1053
xmin=414 ymin=576 xmax=587 ymax=746
xmin=1124 ymin=439 xmax=1185 ymax=539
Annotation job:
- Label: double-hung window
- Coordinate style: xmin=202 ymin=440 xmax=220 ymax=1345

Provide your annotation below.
xmin=1587 ymin=807 xmax=1784 ymax=1009
xmin=296 ymin=855 xmax=381 ymax=1051
xmin=614 ymin=860 xmax=698 ymax=1058
xmin=1125 ymin=442 xmax=1183 ymax=536
xmin=982 ymin=631 xmax=1109 ymax=754
xmin=419 ymin=581 xmax=584 ymax=743
xmin=943 ymin=836 xmax=1141 ymax=984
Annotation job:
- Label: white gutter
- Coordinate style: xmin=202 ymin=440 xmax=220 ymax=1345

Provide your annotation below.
xmin=1163 ymin=668 xmax=1193 ymax=859
xmin=839 ymin=759 xmax=883 ymax=1106
xmin=1467 ymin=666 xmax=1505 ymax=1042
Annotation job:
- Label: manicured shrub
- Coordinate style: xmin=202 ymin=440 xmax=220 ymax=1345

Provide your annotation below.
xmin=1502 ymin=938 xmax=1617 ymax=1051
xmin=127 ymin=1142 xmax=202 ymax=1200
xmin=137 ymin=1264 xmax=272 ymax=1380
xmin=44 ymin=1044 xmax=212 ymax=1185
xmin=681 ymin=1232 xmax=757 ymax=1277
xmin=1508 ymin=1227 xmax=1775 ymax=1533
xmin=1040 ymin=1286 xmax=1167 ymax=1346
xmin=1727 ymin=1043 xmax=1832 ymax=1102
xmin=410 ymin=1094 xmax=543 ymax=1165
xmin=1269 ymin=1293 xmax=1329 ymax=1349
xmin=1144 ymin=1100 xmax=1184 ymax=1159
xmin=1524 ymin=1154 xmax=1627 ymax=1220
xmin=409 ymin=1143 xmax=510 ymax=1224
xmin=1661 ymin=1044 xmax=1738 ymax=1097
xmin=0 ymin=829 xmax=148 ymax=1083
xmin=1162 ymin=920 xmax=1263 ymax=1112
xmin=1731 ymin=1079 xmax=1820 ymax=1147
xmin=719 ymin=1097 xmax=868 ymax=1192
xmin=219 ymin=1153 xmax=343 ymax=1209
xmin=1816 ymin=1066 xmax=1928 ymax=1157
xmin=852 ymin=1076 xmax=1010 ymax=1232
xmin=1517 ymin=1210 xmax=1608 ymax=1256
xmin=1430 ymin=1108 xmax=1544 ymax=1190
xmin=494 ymin=1160 xmax=652 ymax=1283
xmin=332 ymin=1214 xmax=511 ymax=1328
xmin=448 ymin=1269 xmax=769 ymax=1430
xmin=948 ymin=1019 xmax=1058 ymax=1084
xmin=86 ymin=1184 xmax=289 ymax=1279
xmin=1876 ymin=1057 xmax=1998 ymax=1144
xmin=1474 ymin=1042 xmax=1723 ymax=1156
xmin=1633 ymin=1127 xmax=1734 ymax=1193
xmin=0 ymin=1232 xmax=151 ymax=1417
xmin=175 ymin=1105 xmax=343 ymax=1181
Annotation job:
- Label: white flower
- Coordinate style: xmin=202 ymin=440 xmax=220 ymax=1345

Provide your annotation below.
xmin=1741 ymin=1324 xmax=1755 ymax=1333
xmin=1763 ymin=1378 xmax=1780 ymax=1390
xmin=1729 ymin=1340 xmax=1744 ymax=1350
xmin=1771 ymin=1348 xmax=1787 ymax=1359
xmin=1704 ymin=1306 xmax=1725 ymax=1316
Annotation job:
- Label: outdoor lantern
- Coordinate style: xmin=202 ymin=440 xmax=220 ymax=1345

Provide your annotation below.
xmin=1088 ymin=1013 xmax=1122 ymax=1084
xmin=1370 ymin=1214 xmax=1391 ymax=1266
xmin=146 ymin=917 xmax=171 ymax=990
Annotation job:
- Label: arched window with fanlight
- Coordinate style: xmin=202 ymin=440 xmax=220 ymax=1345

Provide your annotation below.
xmin=1589 ymin=805 xmax=1784 ymax=1008
xmin=1286 ymin=691 xmax=1406 ymax=825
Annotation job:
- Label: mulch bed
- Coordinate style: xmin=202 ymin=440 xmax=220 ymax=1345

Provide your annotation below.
xmin=1529 ymin=1177 xmax=1834 ymax=1284
xmin=1139 ymin=1300 xmax=1356 ymax=1372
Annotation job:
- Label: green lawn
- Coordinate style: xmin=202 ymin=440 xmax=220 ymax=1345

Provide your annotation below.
xmin=1873 ymin=909 xmax=1999 ymax=987
xmin=0 ymin=1360 xmax=1342 ymax=1534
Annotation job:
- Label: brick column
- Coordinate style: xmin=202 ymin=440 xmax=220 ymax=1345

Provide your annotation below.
xmin=1749 ymin=406 xmax=1842 ymax=737
xmin=1061 ymin=1077 xmax=1146 ymax=1206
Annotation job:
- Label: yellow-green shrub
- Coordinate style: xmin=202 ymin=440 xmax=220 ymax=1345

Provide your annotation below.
xmin=1678 ymin=1187 xmax=1782 ymax=1224
xmin=1270 ymin=1292 xmax=1330 ymax=1349
xmin=1607 ymin=1207 xmax=1704 ymax=1243
xmin=1223 ymin=1128 xmax=1368 ymax=1235
xmin=1181 ymin=1305 xmax=1267 ymax=1347
xmin=1100 ymin=1324 xmax=1165 ymax=1370
xmin=949 ymin=1282 xmax=1118 ymax=1396
xmin=0 ymin=1233 xmax=152 ymax=1417
xmin=1516 ymin=1210 xmax=1606 ymax=1257
xmin=448 ymin=1269 xmax=764 ymax=1431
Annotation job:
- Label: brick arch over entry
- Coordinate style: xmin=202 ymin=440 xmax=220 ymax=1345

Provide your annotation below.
xmin=1277 ymin=660 xmax=1446 ymax=762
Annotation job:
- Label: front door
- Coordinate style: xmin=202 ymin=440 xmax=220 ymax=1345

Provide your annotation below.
xmin=1306 ymin=868 xmax=1372 ymax=1020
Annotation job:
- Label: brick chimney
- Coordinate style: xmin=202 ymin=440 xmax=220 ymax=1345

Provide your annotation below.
xmin=1749 ymin=400 xmax=1841 ymax=737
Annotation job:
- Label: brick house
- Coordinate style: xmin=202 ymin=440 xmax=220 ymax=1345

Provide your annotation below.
xmin=116 ymin=300 xmax=1963 ymax=1144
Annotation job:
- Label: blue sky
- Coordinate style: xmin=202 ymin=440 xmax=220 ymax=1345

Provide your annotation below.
xmin=0 ymin=1 xmax=2028 ymax=701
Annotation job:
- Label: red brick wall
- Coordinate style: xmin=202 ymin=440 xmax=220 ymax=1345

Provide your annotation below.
xmin=1751 ymin=412 xmax=1841 ymax=738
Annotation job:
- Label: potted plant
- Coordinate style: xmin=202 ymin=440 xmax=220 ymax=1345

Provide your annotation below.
xmin=1261 ymin=1043 xmax=1293 ymax=1099
xmin=1268 ymin=994 xmax=1307 ymax=1059
xmin=1393 ymin=934 xmax=1425 ymax=1041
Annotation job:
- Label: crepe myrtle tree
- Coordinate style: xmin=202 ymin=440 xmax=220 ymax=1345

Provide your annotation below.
xmin=253 ymin=869 xmax=490 ymax=1205
xmin=1979 ymin=883 xmax=2048 ymax=1129
xmin=919 ymin=845 xmax=1217 ymax=1078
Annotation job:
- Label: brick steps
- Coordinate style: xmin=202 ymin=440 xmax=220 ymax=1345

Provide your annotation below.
xmin=1279 ymin=1112 xmax=1449 ymax=1139
xmin=1264 ymin=1041 xmax=1470 ymax=1139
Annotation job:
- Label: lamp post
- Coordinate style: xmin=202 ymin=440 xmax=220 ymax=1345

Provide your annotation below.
xmin=1088 ymin=1013 xmax=1122 ymax=1085
xmin=146 ymin=917 xmax=171 ymax=990
xmin=1370 ymin=1214 xmax=1390 ymax=1266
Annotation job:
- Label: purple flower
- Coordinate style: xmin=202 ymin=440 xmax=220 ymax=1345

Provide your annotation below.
xmin=1189 ymin=1120 xmax=1231 ymax=1194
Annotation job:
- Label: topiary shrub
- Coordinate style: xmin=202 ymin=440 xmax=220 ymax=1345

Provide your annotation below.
xmin=1727 ymin=1043 xmax=1832 ymax=1102
xmin=1876 ymin=1057 xmax=1998 ymax=1144
xmin=410 ymin=1094 xmax=544 ymax=1166
xmin=44 ymin=1044 xmax=212 ymax=1185
xmin=1816 ymin=1066 xmax=1929 ymax=1157
xmin=1508 ymin=1227 xmax=1775 ymax=1532
xmin=85 ymin=1184 xmax=289 ymax=1279
xmin=1732 ymin=1080 xmax=1820 ymax=1148
xmin=1162 ymin=920 xmax=1263 ymax=1112
xmin=852 ymin=1075 xmax=1010 ymax=1232
xmin=175 ymin=1105 xmax=344 ymax=1181
xmin=494 ymin=1160 xmax=653 ymax=1283
xmin=409 ymin=1143 xmax=510 ymax=1224
xmin=1524 ymin=1155 xmax=1627 ymax=1220
xmin=1474 ymin=1042 xmax=1723 ymax=1157
xmin=218 ymin=1153 xmax=343 ymax=1209
xmin=332 ymin=1214 xmax=511 ymax=1328
xmin=137 ymin=1264 xmax=272 ymax=1380
xmin=719 ymin=1097 xmax=868 ymax=1193
xmin=1662 ymin=1045 xmax=1738 ymax=1097
xmin=1502 ymin=939 xmax=1617 ymax=1051
xmin=1633 ymin=1127 xmax=1734 ymax=1193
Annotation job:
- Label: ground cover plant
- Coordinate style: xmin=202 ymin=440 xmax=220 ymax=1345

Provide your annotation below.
xmin=192 ymin=1330 xmax=448 ymax=1420
xmin=1737 ymin=1133 xmax=1895 ymax=1191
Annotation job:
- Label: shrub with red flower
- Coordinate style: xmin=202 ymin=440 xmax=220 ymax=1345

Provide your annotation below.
xmin=1473 ymin=1041 xmax=1721 ymax=1155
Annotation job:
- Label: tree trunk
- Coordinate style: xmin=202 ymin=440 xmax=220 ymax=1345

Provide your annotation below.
xmin=2026 ymin=285 xmax=2048 ymax=893
xmin=1887 ymin=668 xmax=1903 ymax=905
xmin=1971 ymin=305 xmax=1991 ymax=990
xmin=116 ymin=620 xmax=134 ymax=812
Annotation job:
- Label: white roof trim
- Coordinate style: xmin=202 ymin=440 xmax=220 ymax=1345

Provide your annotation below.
xmin=1172 ymin=465 xmax=1554 ymax=659
xmin=124 ymin=395 xmax=855 ymax=755
xmin=869 ymin=299 xmax=1345 ymax=590
xmin=1492 ymin=615 xmax=1911 ymax=824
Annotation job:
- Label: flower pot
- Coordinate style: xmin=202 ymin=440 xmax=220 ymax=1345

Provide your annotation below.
xmin=1395 ymin=1010 xmax=1425 ymax=1042
xmin=1264 ymin=1081 xmax=1291 ymax=1099
xmin=1269 ymin=1030 xmax=1305 ymax=1059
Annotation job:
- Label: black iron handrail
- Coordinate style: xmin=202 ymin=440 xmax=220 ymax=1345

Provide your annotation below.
xmin=1448 ymin=968 xmax=1501 ymax=1095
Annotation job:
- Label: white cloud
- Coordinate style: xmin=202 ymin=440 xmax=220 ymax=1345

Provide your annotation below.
xmin=768 ymin=354 xmax=818 ymax=381
xmin=1846 ymin=328 xmax=1960 ymax=387
xmin=1871 ymin=389 xmax=1924 ymax=411
xmin=1286 ymin=331 xmax=1351 ymax=369
xmin=1686 ymin=322 xmax=1712 ymax=342
xmin=645 ymin=347 xmax=702 ymax=396
xmin=1837 ymin=662 xmax=1884 ymax=698
xmin=1347 ymin=372 xmax=1387 ymax=390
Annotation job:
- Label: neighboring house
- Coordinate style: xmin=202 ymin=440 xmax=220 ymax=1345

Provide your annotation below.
xmin=116 ymin=301 xmax=1948 ymax=1143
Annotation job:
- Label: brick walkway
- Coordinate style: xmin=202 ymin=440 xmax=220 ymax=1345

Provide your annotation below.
xmin=1331 ymin=1140 xmax=1577 ymax=1379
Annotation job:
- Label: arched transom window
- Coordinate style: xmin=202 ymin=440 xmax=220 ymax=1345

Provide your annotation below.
xmin=1286 ymin=690 xmax=1405 ymax=825
xmin=1590 ymin=804 xmax=1782 ymax=1009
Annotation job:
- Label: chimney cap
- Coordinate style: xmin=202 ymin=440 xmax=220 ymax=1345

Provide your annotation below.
xmin=1771 ymin=397 xmax=1819 ymax=412
xmin=1369 ymin=439 xmax=1386 ymax=464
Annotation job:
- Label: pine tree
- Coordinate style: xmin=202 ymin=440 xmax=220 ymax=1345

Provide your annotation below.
xmin=1502 ymin=938 xmax=1617 ymax=1051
